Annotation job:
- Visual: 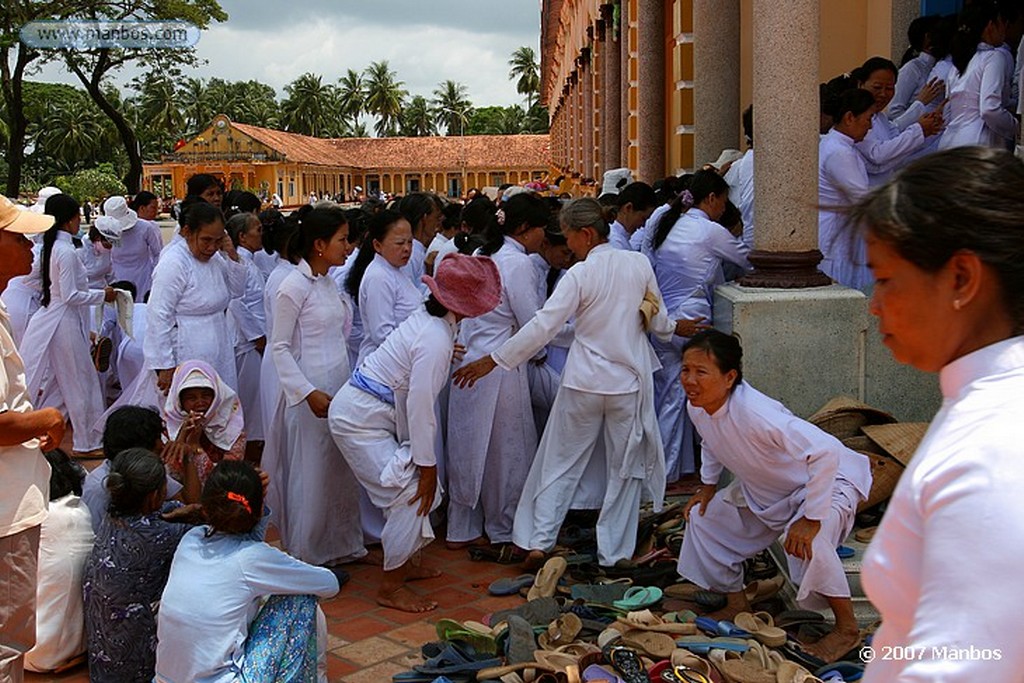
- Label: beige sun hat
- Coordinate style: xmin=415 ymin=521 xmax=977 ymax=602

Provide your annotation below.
xmin=861 ymin=422 xmax=930 ymax=467
xmin=808 ymin=396 xmax=896 ymax=439
xmin=0 ymin=196 xmax=54 ymax=234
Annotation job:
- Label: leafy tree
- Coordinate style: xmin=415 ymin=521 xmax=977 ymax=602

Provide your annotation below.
xmin=55 ymin=164 xmax=126 ymax=201
xmin=401 ymin=95 xmax=435 ymax=137
xmin=53 ymin=0 xmax=228 ymax=192
xmin=432 ymin=80 xmax=472 ymax=136
xmin=337 ymin=69 xmax=364 ymax=127
xmin=363 ymin=60 xmax=407 ymax=137
xmin=178 ymin=77 xmax=211 ymax=135
xmin=280 ymin=72 xmax=339 ymax=137
xmin=508 ymin=46 xmax=541 ymax=110
xmin=524 ymin=102 xmax=550 ymax=134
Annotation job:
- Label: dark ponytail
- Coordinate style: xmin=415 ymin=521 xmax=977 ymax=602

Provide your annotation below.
xmin=345 ymin=209 xmax=405 ymax=299
xmin=202 ymin=460 xmax=263 ymax=535
xmin=396 ymin=192 xmax=435 ymax=241
xmin=41 ymin=193 xmax=81 ymax=308
xmin=285 ymin=206 xmax=347 ymax=262
xmin=951 ymin=2 xmax=998 ymax=75
xmin=652 ymin=170 xmax=728 ymax=250
xmin=478 ymin=192 xmax=550 ymax=256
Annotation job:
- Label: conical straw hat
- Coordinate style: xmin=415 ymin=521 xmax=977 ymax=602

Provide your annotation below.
xmin=862 ymin=422 xmax=930 ymax=466
xmin=808 ymin=396 xmax=896 ymax=440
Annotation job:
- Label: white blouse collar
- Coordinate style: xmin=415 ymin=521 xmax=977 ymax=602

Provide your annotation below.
xmin=503 ymin=235 xmax=527 ymax=254
xmin=939 ymin=336 xmax=1024 ymax=401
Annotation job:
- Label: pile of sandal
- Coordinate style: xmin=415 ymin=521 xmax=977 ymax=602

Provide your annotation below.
xmin=393 ymin=553 xmax=870 ymax=683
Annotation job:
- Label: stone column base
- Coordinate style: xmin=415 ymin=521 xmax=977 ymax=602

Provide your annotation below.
xmin=738 ymin=249 xmax=832 ymax=289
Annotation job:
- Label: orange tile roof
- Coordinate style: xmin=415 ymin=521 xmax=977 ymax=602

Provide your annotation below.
xmin=231 ymin=121 xmax=550 ymax=171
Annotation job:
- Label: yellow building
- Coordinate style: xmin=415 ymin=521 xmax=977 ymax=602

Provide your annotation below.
xmin=143 ymin=114 xmax=552 ymax=205
xmin=542 ymin=0 xmax=921 ymax=181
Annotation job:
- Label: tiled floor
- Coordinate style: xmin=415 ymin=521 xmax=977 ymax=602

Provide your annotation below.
xmin=26 ymin=540 xmax=529 ymax=683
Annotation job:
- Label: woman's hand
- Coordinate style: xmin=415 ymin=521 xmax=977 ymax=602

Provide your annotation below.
xmin=915 ymin=77 xmax=944 ymax=105
xmin=784 ymin=517 xmax=822 ymax=561
xmin=257 ymin=468 xmax=270 ymax=500
xmin=36 ymin=407 xmax=66 ymax=451
xmin=410 ymin=465 xmax=437 ymax=517
xmin=161 ymin=439 xmax=191 ymax=470
xmin=162 ymin=503 xmax=206 ymax=525
xmin=103 ymin=286 xmax=117 ymax=303
xmin=918 ymin=111 xmax=944 ymax=137
xmin=451 ymin=343 xmax=466 ymax=364
xmin=683 ymin=485 xmax=716 ymax=520
xmin=305 ymin=390 xmax=332 ymax=418
xmin=156 ymin=368 xmax=174 ymax=393
xmin=220 ymin=234 xmax=240 ymax=262
xmin=451 ymin=355 xmax=498 ymax=388
xmin=674 ymin=317 xmax=711 ymax=338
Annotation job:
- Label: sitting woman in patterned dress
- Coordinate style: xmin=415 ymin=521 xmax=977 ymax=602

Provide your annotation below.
xmin=82 ymin=448 xmax=198 ymax=683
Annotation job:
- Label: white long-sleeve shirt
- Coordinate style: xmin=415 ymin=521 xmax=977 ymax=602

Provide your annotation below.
xmin=939 ymin=43 xmax=1018 ymax=150
xmin=889 ymin=52 xmax=938 ymax=120
xmin=651 ymin=207 xmax=751 ymax=322
xmin=110 ymin=219 xmax=162 ymax=298
xmin=271 ymin=259 xmax=352 ymax=408
xmin=819 ymin=128 xmax=871 ymax=291
xmin=359 ymin=310 xmax=457 ymax=467
xmin=855 ymin=112 xmax=927 ymax=184
xmin=723 ymin=149 xmax=755 ymax=247
xmin=228 ymin=247 xmax=266 ymax=351
xmin=145 ymin=241 xmax=246 ymax=385
xmin=156 ymin=525 xmax=338 ymax=683
xmin=357 ymin=253 xmax=424 ymax=365
xmin=493 ymin=243 xmax=673 ymax=394
xmin=862 ymin=336 xmax=1024 ymax=683
xmin=608 ymin=221 xmax=634 ymax=251
xmin=690 ymin=382 xmax=871 ymax=525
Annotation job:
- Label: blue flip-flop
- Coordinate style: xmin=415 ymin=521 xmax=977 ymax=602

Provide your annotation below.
xmin=676 ymin=635 xmax=750 ymax=655
xmin=487 ymin=573 xmax=535 ymax=596
xmin=694 ymin=616 xmax=751 ymax=638
xmin=837 ymin=545 xmax=856 ymax=559
xmin=612 ymin=585 xmax=663 ymax=610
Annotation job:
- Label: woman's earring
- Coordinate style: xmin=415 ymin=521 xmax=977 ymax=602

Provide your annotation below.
xmin=317 ymin=250 xmax=323 ymax=257
xmin=953 ymin=299 xmax=962 ymax=311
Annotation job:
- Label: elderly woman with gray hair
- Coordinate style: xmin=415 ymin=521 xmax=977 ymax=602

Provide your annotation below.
xmin=454 ymin=197 xmax=708 ymax=567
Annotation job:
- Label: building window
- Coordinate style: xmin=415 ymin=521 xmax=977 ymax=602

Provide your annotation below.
xmin=406 ymin=177 xmax=421 ymax=193
xmin=490 ymin=172 xmax=506 ymax=186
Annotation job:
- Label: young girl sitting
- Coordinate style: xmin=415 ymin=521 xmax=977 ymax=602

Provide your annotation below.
xmin=163 ymin=360 xmax=246 ymax=487
xmin=156 ymin=460 xmax=339 ymax=683
xmin=83 ymin=448 xmax=196 ymax=683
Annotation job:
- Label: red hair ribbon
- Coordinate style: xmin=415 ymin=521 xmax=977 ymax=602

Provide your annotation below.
xmin=226 ymin=491 xmax=252 ymax=514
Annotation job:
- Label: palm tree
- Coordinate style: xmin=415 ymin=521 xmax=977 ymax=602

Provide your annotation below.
xmin=363 ymin=60 xmax=407 ymax=137
xmin=402 ymin=95 xmax=435 ymax=137
xmin=36 ymin=100 xmax=106 ymax=171
xmin=432 ymin=80 xmax=472 ymax=136
xmin=508 ymin=46 xmax=541 ymax=110
xmin=337 ymin=69 xmax=365 ymax=127
xmin=179 ymin=77 xmax=211 ymax=134
xmin=280 ymin=72 xmax=337 ymax=137
xmin=136 ymin=73 xmax=184 ymax=136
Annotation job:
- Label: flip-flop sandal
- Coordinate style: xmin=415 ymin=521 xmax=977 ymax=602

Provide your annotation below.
xmin=412 ymin=641 xmax=502 ymax=676
xmin=490 ymin=573 xmax=538 ymax=596
xmin=619 ymin=629 xmax=676 ymax=659
xmin=675 ymin=635 xmax=750 ymax=656
xmin=490 ymin=596 xmax=563 ymax=627
xmin=529 ymin=557 xmax=569 ymax=601
xmin=779 ymin=640 xmax=828 ymax=672
xmin=505 ymin=615 xmax=539 ymax=665
xmin=836 ymin=546 xmax=856 ymax=559
xmin=612 ymin=586 xmax=664 ymax=610
xmin=604 ymin=644 xmax=650 ymax=683
xmin=694 ymin=617 xmax=750 ymax=638
xmin=571 ymin=583 xmax=630 ymax=604
xmin=92 ymin=336 xmax=112 ymax=372
xmin=582 ymin=663 xmax=625 ymax=682
xmin=435 ymin=618 xmax=498 ymax=654
xmin=734 ymin=611 xmax=787 ymax=647
xmin=538 ymin=613 xmax=584 ymax=650
xmin=853 ymin=527 xmax=877 ymax=543
xmin=743 ymin=575 xmax=785 ymax=604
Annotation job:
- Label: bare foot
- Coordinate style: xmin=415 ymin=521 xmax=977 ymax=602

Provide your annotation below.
xmin=405 ymin=562 xmax=442 ymax=581
xmin=377 ymin=585 xmax=437 ymax=613
xmin=352 ymin=548 xmax=384 ymax=566
xmin=802 ymin=627 xmax=861 ymax=663
xmin=523 ymin=549 xmax=547 ymax=570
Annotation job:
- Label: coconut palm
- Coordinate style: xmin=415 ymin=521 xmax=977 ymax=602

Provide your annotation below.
xmin=337 ymin=69 xmax=365 ymax=126
xmin=136 ymin=73 xmax=184 ymax=135
xmin=36 ymin=100 xmax=106 ymax=171
xmin=280 ymin=72 xmax=338 ymax=137
xmin=432 ymin=80 xmax=473 ymax=136
xmin=179 ymin=77 xmax=212 ymax=134
xmin=363 ymin=60 xmax=407 ymax=137
xmin=401 ymin=95 xmax=435 ymax=137
xmin=508 ymin=46 xmax=541 ymax=110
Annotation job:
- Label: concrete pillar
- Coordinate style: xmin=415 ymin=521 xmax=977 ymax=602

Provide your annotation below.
xmin=741 ymin=0 xmax=829 ymax=287
xmin=637 ymin=0 xmax=665 ymax=182
xmin=693 ymin=0 xmax=741 ymax=167
xmin=582 ymin=51 xmax=595 ymax=179
xmin=569 ymin=76 xmax=579 ymax=173
xmin=602 ymin=3 xmax=622 ymax=171
xmin=891 ymin=0 xmax=920 ymax=62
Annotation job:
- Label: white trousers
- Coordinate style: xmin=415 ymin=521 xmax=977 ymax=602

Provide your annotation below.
xmin=328 ymin=384 xmax=441 ymax=571
xmin=677 ymin=480 xmax=860 ymax=610
xmin=652 ymin=337 xmax=697 ymax=481
xmin=512 ymin=387 xmax=643 ymax=566
xmin=234 ymin=347 xmax=264 ymax=441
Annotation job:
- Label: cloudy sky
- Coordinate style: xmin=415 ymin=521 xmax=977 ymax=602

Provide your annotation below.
xmin=35 ymin=0 xmax=543 ymax=109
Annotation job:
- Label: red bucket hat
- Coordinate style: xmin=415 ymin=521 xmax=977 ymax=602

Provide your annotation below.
xmin=421 ymin=253 xmax=501 ymax=318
